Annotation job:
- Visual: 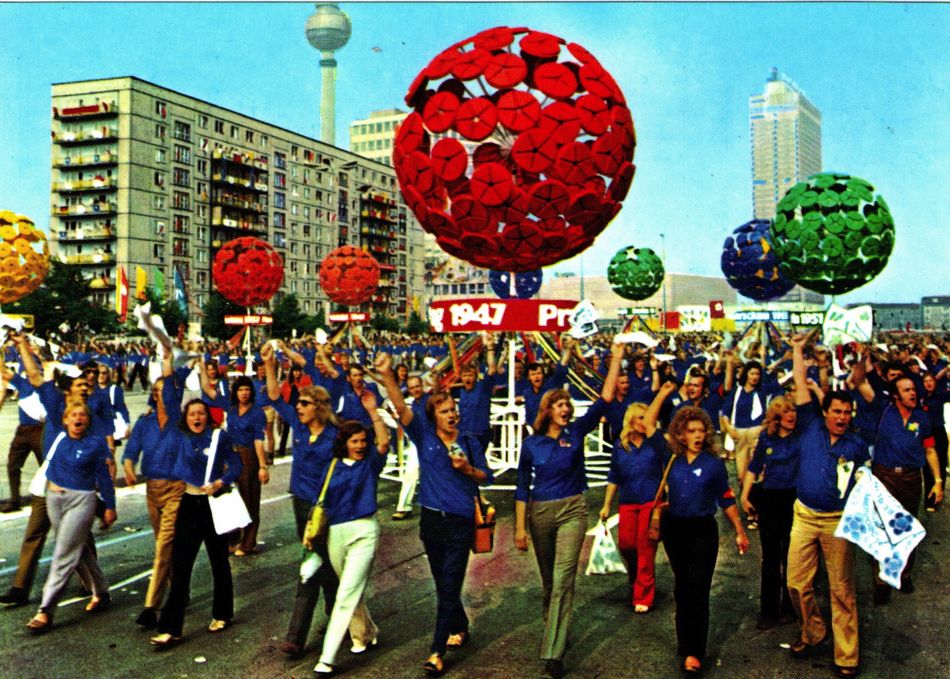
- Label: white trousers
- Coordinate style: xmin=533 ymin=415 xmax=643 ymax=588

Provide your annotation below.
xmin=319 ymin=516 xmax=380 ymax=665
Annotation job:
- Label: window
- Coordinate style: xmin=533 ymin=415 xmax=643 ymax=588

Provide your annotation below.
xmin=245 ymin=130 xmax=254 ymax=143
xmin=174 ymin=145 xmax=191 ymax=164
xmin=273 ymin=212 xmax=286 ymax=228
xmin=260 ymin=134 xmax=268 ymax=148
xmin=154 ymin=196 xmax=166 ymax=210
xmin=196 ymin=205 xmax=208 ymax=220
xmin=303 ymin=224 xmax=311 ymax=238
xmin=303 ymin=207 xmax=310 ymax=219
xmin=214 ymin=120 xmax=224 ymax=134
xmin=274 ymin=152 xmax=287 ymax=169
xmin=291 ymin=203 xmax=298 ymax=215
xmin=155 ymin=124 xmax=166 ymax=140
xmin=173 ymin=214 xmax=189 ymax=233
xmin=290 ymin=242 xmax=298 ymax=254
xmin=197 ymin=158 xmax=207 ymax=174
xmin=274 ymin=173 xmax=286 ymax=188
xmin=274 ymin=192 xmax=285 ymax=209
xmin=198 ymin=114 xmax=209 ymax=129
xmin=303 ymin=169 xmax=311 ymax=183
xmin=196 ymin=182 xmax=207 ymax=198
xmin=154 ymin=171 xmax=165 ymax=188
xmin=230 ymin=125 xmax=238 ymax=139
xmin=154 ymin=219 xmax=167 ymax=236
xmin=196 ymin=225 xmax=208 ymax=241
xmin=173 ymin=121 xmax=191 ymax=142
xmin=304 ymin=187 xmax=311 ymax=199
xmin=153 ymin=243 xmax=165 ymax=261
xmin=173 ymin=191 xmax=190 ymax=210
xmin=197 ymin=270 xmax=207 ymax=286
xmin=155 ymin=100 xmax=167 ymax=117
xmin=173 ymin=238 xmax=189 ymax=257
xmin=155 ymin=149 xmax=166 ymax=163
xmin=274 ymin=233 xmax=286 ymax=248
xmin=172 ymin=167 xmax=190 ymax=187
xmin=196 ymin=249 xmax=208 ymax=264
xmin=291 ymin=145 xmax=298 ymax=159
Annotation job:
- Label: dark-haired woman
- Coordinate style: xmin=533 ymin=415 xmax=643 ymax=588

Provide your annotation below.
xmin=150 ymin=398 xmax=242 ymax=647
xmin=659 ymin=404 xmax=749 ymax=675
xmin=378 ymin=352 xmax=493 ymax=677
xmin=313 ymin=395 xmax=390 ymax=675
xmin=739 ymin=395 xmax=801 ymax=629
xmin=200 ymin=360 xmax=268 ymax=555
xmin=513 ymin=339 xmax=622 ymax=679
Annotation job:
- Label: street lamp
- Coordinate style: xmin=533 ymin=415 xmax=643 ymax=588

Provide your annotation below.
xmin=659 ymin=232 xmax=667 ymax=332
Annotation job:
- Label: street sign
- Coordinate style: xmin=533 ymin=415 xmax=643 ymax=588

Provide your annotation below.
xmin=428 ymin=299 xmax=577 ymax=332
xmin=224 ymin=314 xmax=273 ymax=326
xmin=328 ymin=312 xmax=369 ymax=322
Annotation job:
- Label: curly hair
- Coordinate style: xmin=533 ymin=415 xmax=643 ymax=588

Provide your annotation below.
xmin=230 ymin=375 xmax=255 ymax=407
xmin=667 ymin=406 xmax=718 ymax=457
xmin=533 ymin=389 xmax=574 ymax=433
xmin=332 ymin=419 xmax=369 ymax=459
xmin=763 ymin=395 xmax=795 ymax=437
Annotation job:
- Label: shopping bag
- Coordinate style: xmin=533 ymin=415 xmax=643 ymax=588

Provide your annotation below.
xmin=585 ymin=521 xmax=627 ymax=575
xmin=207 ymin=487 xmax=251 ymax=535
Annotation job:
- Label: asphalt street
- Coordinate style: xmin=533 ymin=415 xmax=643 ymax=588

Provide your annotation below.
xmin=1 ymin=391 xmax=948 ymax=678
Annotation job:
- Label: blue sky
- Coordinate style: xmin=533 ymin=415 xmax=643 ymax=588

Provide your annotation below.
xmin=1 ymin=2 xmax=947 ymax=304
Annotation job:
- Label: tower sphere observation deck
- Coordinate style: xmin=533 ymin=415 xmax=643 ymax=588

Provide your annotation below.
xmin=305 ymin=3 xmax=351 ymax=145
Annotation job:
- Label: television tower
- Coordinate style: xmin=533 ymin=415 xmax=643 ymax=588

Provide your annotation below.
xmin=305 ymin=3 xmax=352 ymax=145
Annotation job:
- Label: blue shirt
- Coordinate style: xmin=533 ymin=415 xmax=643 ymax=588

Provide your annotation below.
xmin=748 ymin=431 xmax=801 ymax=490
xmin=519 ymin=364 xmax=569 ymax=428
xmin=721 ymin=388 xmax=766 ymax=428
xmin=515 ymin=399 xmax=607 ymax=502
xmin=607 ymin=430 xmax=666 ymax=504
xmin=45 ymin=432 xmax=115 ymax=510
xmin=267 ymin=397 xmax=336 ymax=503
xmin=873 ymin=402 xmax=934 ymax=470
xmin=670 ymin=393 xmax=724 ymax=431
xmin=604 ymin=391 xmax=642 ymax=441
xmin=335 ymin=382 xmax=382 ymax=429
xmin=9 ymin=374 xmax=44 ymax=426
xmin=324 ymin=451 xmax=388 ymax=525
xmin=166 ymin=428 xmax=242 ymax=487
xmin=205 ymin=395 xmax=266 ymax=448
xmin=122 ymin=412 xmax=177 ymax=480
xmin=37 ymin=382 xmax=113 ymax=452
xmin=404 ymin=418 xmax=493 ymax=519
xmin=627 ymin=367 xmax=653 ymax=403
xmin=795 ymin=404 xmax=870 ymax=512
xmin=98 ymin=383 xmax=129 ymax=425
xmin=665 ymin=447 xmax=736 ymax=518
xmin=455 ymin=373 xmax=501 ymax=436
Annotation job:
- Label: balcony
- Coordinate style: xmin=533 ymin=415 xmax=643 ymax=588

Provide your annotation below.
xmin=360 ymin=208 xmax=396 ymax=223
xmin=211 ymin=149 xmax=268 ymax=171
xmin=363 ymin=192 xmax=397 ymax=207
xmin=53 ymin=151 xmax=117 ymax=168
xmin=53 ymin=126 xmax=119 ymax=145
xmin=52 ymin=202 xmax=117 ymax=217
xmin=53 ymin=101 xmax=118 ymax=120
xmin=211 ymin=211 xmax=267 ymax=233
xmin=53 ymin=177 xmax=116 ymax=193
xmin=56 ymin=225 xmax=115 ymax=242
xmin=61 ymin=252 xmax=115 ymax=265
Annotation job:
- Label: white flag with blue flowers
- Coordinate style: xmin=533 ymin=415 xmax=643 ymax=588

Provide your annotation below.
xmin=835 ymin=469 xmax=925 ymax=589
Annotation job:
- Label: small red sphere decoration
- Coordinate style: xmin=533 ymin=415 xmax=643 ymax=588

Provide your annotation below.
xmin=212 ymin=237 xmax=284 ymax=307
xmin=319 ymin=245 xmax=381 ymax=306
xmin=395 ymin=26 xmax=636 ymax=272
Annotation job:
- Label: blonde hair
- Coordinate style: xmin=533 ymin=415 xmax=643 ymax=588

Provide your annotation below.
xmin=533 ymin=389 xmax=574 ymax=433
xmin=667 ymin=406 xmax=718 ymax=457
xmin=299 ymin=385 xmax=339 ymax=427
xmin=619 ymin=402 xmax=648 ymax=451
xmin=763 ymin=395 xmax=794 ymax=437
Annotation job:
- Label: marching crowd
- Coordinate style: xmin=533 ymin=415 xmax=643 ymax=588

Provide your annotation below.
xmin=0 ymin=325 xmax=948 ymax=678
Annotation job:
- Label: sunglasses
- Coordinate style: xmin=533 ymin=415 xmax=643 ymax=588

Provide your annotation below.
xmin=297 ymin=398 xmax=329 ymax=407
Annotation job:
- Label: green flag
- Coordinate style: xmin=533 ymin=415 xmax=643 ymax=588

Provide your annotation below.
xmin=154 ymin=268 xmax=165 ymax=297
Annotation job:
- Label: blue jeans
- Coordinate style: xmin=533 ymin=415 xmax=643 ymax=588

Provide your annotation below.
xmin=420 ymin=507 xmax=474 ymax=655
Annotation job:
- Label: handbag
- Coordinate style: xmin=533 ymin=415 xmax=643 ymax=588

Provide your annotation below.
xmin=28 ymin=432 xmax=67 ymax=497
xmin=647 ymin=453 xmax=678 ymax=546
xmin=585 ymin=520 xmax=627 ymax=575
xmin=204 ymin=429 xmax=252 ymax=535
xmin=472 ymin=495 xmax=496 ymax=554
xmin=303 ymin=458 xmax=338 ymax=551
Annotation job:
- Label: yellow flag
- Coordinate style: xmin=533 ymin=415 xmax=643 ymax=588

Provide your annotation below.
xmin=135 ymin=266 xmax=147 ymax=300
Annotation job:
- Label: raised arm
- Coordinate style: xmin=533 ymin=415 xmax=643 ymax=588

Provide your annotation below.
xmin=375 ymin=352 xmax=412 ymax=426
xmin=14 ymin=334 xmax=43 ymax=387
xmin=315 ymin=343 xmax=340 ymax=380
xmin=722 ymin=351 xmax=736 ymax=394
xmin=196 ymin=355 xmax=218 ymax=401
xmin=260 ymin=342 xmax=281 ymax=401
xmin=483 ymin=332 xmax=498 ymax=377
xmin=848 ymin=345 xmax=875 ymax=404
xmin=601 ymin=339 xmax=625 ymax=402
xmin=276 ymin=339 xmax=307 ymax=368
xmin=644 ymin=381 xmax=677 ymax=437
xmin=361 ymin=388 xmax=391 ymax=454
xmin=790 ymin=334 xmax=811 ymax=406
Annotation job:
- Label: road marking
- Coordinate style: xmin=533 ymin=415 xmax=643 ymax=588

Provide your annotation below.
xmin=58 ymin=568 xmax=154 ymax=608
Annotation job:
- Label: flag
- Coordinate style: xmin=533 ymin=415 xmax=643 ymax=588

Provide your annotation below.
xmin=135 ymin=266 xmax=147 ymax=301
xmin=226 ymin=326 xmax=246 ymax=352
xmin=709 ymin=300 xmax=725 ymax=319
xmin=173 ymin=266 xmax=188 ymax=315
xmin=154 ymin=268 xmax=165 ymax=298
xmin=115 ymin=266 xmax=129 ymax=322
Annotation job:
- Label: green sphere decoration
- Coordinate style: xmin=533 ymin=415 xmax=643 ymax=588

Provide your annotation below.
xmin=771 ymin=172 xmax=895 ymax=295
xmin=607 ymin=246 xmax=664 ymax=301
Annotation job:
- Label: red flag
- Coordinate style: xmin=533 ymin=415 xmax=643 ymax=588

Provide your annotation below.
xmin=709 ymin=300 xmax=725 ymax=319
xmin=226 ymin=326 xmax=245 ymax=351
xmin=115 ymin=266 xmax=129 ymax=322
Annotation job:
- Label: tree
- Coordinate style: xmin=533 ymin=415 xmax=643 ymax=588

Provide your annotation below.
xmin=271 ymin=293 xmax=308 ymax=339
xmin=405 ymin=310 xmax=428 ymax=334
xmin=201 ymin=292 xmax=243 ymax=340
xmin=370 ymin=312 xmax=400 ymax=332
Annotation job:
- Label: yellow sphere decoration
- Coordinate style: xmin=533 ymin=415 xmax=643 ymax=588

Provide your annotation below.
xmin=0 ymin=210 xmax=50 ymax=304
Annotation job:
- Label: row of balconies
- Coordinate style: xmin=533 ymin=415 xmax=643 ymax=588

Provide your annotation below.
xmin=360 ymin=227 xmax=396 ymax=239
xmin=363 ymin=193 xmax=397 ymax=207
xmin=360 ymin=208 xmax=396 ymax=223
xmin=53 ymin=202 xmax=117 ymax=216
xmin=53 ymin=177 xmax=116 ymax=192
xmin=52 ymin=127 xmax=119 ymax=145
xmin=52 ymin=101 xmax=117 ymax=119
xmin=211 ymin=149 xmax=268 ymax=170
xmin=212 ymin=195 xmax=266 ymax=213
xmin=56 ymin=225 xmax=115 ymax=241
xmin=53 ymin=151 xmax=117 ymax=168
xmin=211 ymin=172 xmax=268 ymax=193
xmin=211 ymin=214 xmax=267 ymax=231
xmin=61 ymin=252 xmax=115 ymax=265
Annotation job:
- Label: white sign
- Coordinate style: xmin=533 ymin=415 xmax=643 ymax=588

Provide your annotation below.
xmin=677 ymin=305 xmax=711 ymax=332
xmin=822 ymin=304 xmax=873 ymax=347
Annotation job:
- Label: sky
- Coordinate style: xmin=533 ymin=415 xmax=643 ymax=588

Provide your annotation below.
xmin=1 ymin=2 xmax=947 ymax=305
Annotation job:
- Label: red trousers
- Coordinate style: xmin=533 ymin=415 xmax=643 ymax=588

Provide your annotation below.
xmin=617 ymin=502 xmax=657 ymax=607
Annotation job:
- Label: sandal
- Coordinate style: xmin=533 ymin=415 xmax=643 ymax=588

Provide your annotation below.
xmin=314 ymin=661 xmax=335 ymax=675
xmin=445 ymin=631 xmax=470 ymax=649
xmin=150 ymin=632 xmax=183 ymax=649
xmin=208 ymin=618 xmax=230 ymax=633
xmin=26 ymin=613 xmax=52 ymax=635
xmin=634 ymin=604 xmax=650 ymax=614
xmin=423 ymin=653 xmax=444 ymax=676
xmin=834 ymin=665 xmax=860 ymax=678
xmin=683 ymin=656 xmax=702 ymax=674
xmin=85 ymin=593 xmax=111 ymax=613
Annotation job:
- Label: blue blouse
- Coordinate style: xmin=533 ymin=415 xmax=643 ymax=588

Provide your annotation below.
xmin=607 ymin=430 xmax=666 ymax=505
xmin=205 ymin=395 xmax=266 ymax=448
xmin=165 ymin=428 xmax=242 ymax=487
xmin=324 ymin=451 xmax=388 ymax=525
xmin=267 ymin=396 xmax=336 ymax=504
xmin=46 ymin=432 xmax=116 ymax=510
xmin=748 ymin=431 xmax=801 ymax=490
xmin=665 ymin=446 xmax=736 ymax=518
xmin=122 ymin=412 xmax=177 ymax=480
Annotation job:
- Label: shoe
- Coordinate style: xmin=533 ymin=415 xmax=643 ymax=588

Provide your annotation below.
xmin=136 ymin=608 xmax=158 ymax=628
xmin=314 ymin=661 xmax=334 ymax=675
xmin=634 ymin=604 xmax=650 ymax=614
xmin=423 ymin=653 xmax=444 ymax=676
xmin=207 ymin=618 xmax=230 ymax=633
xmin=26 ymin=613 xmax=52 ymax=635
xmin=683 ymin=656 xmax=702 ymax=674
xmin=445 ymin=631 xmax=469 ymax=649
xmin=789 ymin=633 xmax=828 ymax=659
xmin=0 ymin=587 xmax=28 ymax=608
xmin=873 ymin=584 xmax=891 ymax=606
xmin=899 ymin=578 xmax=914 ymax=594
xmin=392 ymin=510 xmax=412 ymax=521
xmin=233 ymin=546 xmax=262 ymax=557
xmin=746 ymin=519 xmax=758 ymax=530
xmin=0 ymin=499 xmax=20 ymax=513
xmin=926 ymin=506 xmax=937 ymax=512
xmin=279 ymin=640 xmax=302 ymax=657
xmin=834 ymin=664 xmax=860 ymax=677
xmin=150 ymin=633 xmax=183 ymax=649
xmin=350 ymin=636 xmax=378 ymax=654
xmin=542 ymin=659 xmax=565 ymax=679
xmin=84 ymin=593 xmax=111 ymax=613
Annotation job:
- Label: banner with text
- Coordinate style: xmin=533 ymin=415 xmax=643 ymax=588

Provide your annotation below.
xmin=428 ymin=299 xmax=578 ymax=333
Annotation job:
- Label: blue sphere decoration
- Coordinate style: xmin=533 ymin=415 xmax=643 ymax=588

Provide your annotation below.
xmin=721 ymin=219 xmax=795 ymax=301
xmin=489 ymin=269 xmax=543 ymax=299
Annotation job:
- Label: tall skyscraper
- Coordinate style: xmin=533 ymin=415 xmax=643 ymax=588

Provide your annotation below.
xmin=750 ymin=68 xmax=822 ymax=220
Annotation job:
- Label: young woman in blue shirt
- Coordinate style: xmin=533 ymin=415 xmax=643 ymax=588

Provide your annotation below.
xmin=514 ymin=338 xmax=622 ymax=679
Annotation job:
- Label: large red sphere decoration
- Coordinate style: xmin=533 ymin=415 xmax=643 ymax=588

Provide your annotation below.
xmin=394 ymin=26 xmax=636 ymax=272
xmin=319 ymin=245 xmax=381 ymax=306
xmin=212 ymin=237 xmax=284 ymax=307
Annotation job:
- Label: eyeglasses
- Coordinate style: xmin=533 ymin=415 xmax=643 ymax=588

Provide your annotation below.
xmin=297 ymin=399 xmax=315 ymax=407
